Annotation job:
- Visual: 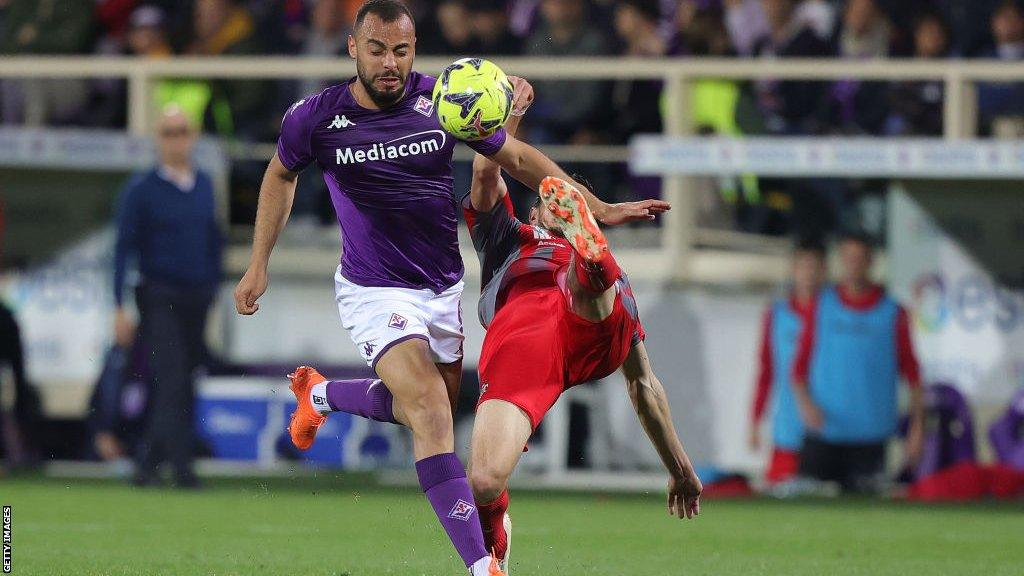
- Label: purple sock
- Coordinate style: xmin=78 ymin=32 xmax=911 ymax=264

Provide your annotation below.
xmin=416 ymin=452 xmax=489 ymax=568
xmin=324 ymin=379 xmax=397 ymax=424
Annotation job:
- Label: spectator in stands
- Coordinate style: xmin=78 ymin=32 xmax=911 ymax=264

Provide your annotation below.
xmin=298 ymin=0 xmax=352 ymax=97
xmin=749 ymin=238 xmax=826 ymax=485
xmin=936 ymin=0 xmax=1002 ymax=56
xmin=792 ymin=232 xmax=925 ymax=493
xmin=827 ymin=0 xmax=892 ymax=134
xmin=752 ymin=0 xmax=833 ymax=134
xmin=887 ymin=13 xmax=949 ymax=136
xmin=725 ymin=0 xmax=834 ymax=56
xmin=96 ymin=0 xmax=144 ymax=46
xmin=525 ymin=0 xmax=611 ymax=143
xmin=185 ymin=0 xmax=272 ymax=139
xmin=473 ymin=0 xmax=523 ymax=55
xmin=417 ymin=0 xmax=479 ymax=54
xmin=679 ymin=4 xmax=766 ymax=221
xmin=977 ymin=0 xmax=1024 ymax=135
xmin=838 ymin=0 xmax=891 ymax=59
xmin=0 ymin=0 xmax=94 ymax=126
xmin=127 ymin=5 xmax=172 ymax=57
xmin=123 ymin=7 xmax=218 ymax=132
xmin=89 ymin=5 xmax=177 ymax=129
xmin=610 ymin=0 xmax=666 ymax=142
xmin=113 ymin=105 xmax=222 ymax=488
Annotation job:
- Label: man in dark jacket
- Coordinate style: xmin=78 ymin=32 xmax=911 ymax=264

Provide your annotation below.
xmin=113 ymin=105 xmax=222 ymax=488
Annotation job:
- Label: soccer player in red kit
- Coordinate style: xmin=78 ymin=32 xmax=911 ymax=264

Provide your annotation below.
xmin=462 ymin=78 xmax=703 ymax=572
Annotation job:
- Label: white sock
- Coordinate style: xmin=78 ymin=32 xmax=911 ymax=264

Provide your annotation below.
xmin=310 ymin=382 xmax=331 ymax=415
xmin=469 ymin=556 xmax=494 ymax=576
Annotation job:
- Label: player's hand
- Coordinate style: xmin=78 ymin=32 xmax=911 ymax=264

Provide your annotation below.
xmin=797 ymin=392 xmax=824 ymax=432
xmin=668 ymin=469 xmax=702 ymax=520
xmin=748 ymin=426 xmax=762 ymax=451
xmin=597 ymin=199 xmax=671 ymax=225
xmin=113 ymin=307 xmax=136 ymax=348
xmin=904 ymin=418 xmax=925 ymax=468
xmin=507 ymin=75 xmax=534 ymax=117
xmin=234 ymin=265 xmax=268 ymax=315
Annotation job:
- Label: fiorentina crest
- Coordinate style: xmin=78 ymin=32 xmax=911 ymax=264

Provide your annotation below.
xmin=414 ymin=95 xmax=434 ymax=116
xmin=448 ymin=499 xmax=476 ymax=521
xmin=388 ymin=313 xmax=408 ymax=330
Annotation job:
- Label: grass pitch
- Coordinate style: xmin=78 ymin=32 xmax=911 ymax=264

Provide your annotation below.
xmin=3 ymin=474 xmax=1022 ymax=575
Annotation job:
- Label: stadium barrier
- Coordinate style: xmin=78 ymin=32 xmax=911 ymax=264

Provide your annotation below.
xmin=2 ymin=56 xmax=1019 ymax=284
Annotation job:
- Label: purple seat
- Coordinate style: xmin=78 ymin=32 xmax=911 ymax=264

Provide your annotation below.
xmin=908 ymin=383 xmax=977 ymax=479
xmin=989 ymin=388 xmax=1024 ymax=472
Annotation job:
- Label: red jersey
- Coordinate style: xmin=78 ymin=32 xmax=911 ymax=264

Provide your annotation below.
xmin=462 ymin=193 xmax=644 ymax=344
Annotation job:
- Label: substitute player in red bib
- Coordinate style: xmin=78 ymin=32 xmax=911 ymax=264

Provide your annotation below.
xmin=462 ymin=78 xmax=703 ymax=572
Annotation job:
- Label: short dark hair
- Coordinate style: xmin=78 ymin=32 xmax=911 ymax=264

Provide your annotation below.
xmin=355 ymin=0 xmax=415 ymax=31
xmin=996 ymin=0 xmax=1024 ymax=17
xmin=838 ymin=230 xmax=876 ymax=250
xmin=618 ymin=0 xmax=661 ymax=22
xmin=794 ymin=236 xmax=826 ymax=259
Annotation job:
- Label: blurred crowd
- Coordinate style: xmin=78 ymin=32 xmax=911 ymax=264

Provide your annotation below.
xmin=5 ymin=0 xmax=1024 ymax=135
xmin=4 ymin=0 xmax=1024 ymax=235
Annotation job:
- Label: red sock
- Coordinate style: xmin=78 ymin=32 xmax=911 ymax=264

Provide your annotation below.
xmin=573 ymin=249 xmax=621 ymax=293
xmin=477 ymin=489 xmax=510 ymax=559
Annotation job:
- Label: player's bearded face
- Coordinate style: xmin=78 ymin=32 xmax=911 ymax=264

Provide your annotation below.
xmin=529 ymin=203 xmax=566 ymax=238
xmin=352 ymin=15 xmax=416 ymax=107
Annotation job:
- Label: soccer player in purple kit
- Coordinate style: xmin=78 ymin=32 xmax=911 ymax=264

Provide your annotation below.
xmin=233 ymin=1 xmax=667 ymax=574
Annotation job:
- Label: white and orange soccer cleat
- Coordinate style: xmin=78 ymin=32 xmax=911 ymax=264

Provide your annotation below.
xmin=538 ymin=176 xmax=608 ymax=263
xmin=469 ymin=552 xmax=508 ymax=576
xmin=287 ymin=366 xmax=328 ymax=451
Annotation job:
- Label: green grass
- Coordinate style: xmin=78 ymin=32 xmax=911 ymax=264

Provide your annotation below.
xmin=3 ymin=474 xmax=1023 ymax=575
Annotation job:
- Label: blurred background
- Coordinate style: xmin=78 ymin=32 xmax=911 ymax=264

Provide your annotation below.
xmin=0 ymin=0 xmax=1022 ymax=503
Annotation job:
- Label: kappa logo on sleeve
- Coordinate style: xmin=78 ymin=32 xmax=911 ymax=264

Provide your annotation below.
xmin=387 ymin=313 xmax=408 ymax=330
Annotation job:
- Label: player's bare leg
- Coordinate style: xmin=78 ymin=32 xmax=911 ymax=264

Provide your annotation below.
xmin=376 ymin=339 xmax=503 ymax=576
xmin=435 ymin=358 xmax=463 ymax=416
xmin=469 ymin=399 xmax=534 ymax=573
xmin=539 ymin=176 xmax=621 ymax=322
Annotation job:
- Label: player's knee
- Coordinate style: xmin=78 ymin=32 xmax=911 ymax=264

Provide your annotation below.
xmin=402 ymin=390 xmax=454 ymax=440
xmin=469 ymin=464 xmax=509 ymax=501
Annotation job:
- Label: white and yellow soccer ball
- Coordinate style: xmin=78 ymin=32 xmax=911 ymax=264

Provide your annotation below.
xmin=432 ymin=57 xmax=514 ymax=141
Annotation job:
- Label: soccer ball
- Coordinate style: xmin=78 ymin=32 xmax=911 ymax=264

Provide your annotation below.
xmin=433 ymin=58 xmax=513 ymax=141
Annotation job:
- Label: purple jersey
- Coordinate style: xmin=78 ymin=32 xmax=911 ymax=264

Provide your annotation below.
xmin=277 ymin=72 xmax=507 ymax=293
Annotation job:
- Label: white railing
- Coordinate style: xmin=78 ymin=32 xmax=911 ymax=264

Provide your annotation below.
xmin=1 ymin=56 xmax=1019 ymax=282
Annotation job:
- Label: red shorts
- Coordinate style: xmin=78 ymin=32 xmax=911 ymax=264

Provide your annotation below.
xmin=478 ymin=284 xmax=639 ymax=429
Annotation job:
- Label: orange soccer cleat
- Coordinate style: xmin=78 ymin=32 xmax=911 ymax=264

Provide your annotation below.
xmin=488 ymin=552 xmax=508 ymax=576
xmin=538 ymin=176 xmax=608 ymax=263
xmin=287 ymin=366 xmax=328 ymax=450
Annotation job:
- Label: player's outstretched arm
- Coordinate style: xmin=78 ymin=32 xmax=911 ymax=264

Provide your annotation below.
xmin=488 ymin=138 xmax=670 ymax=225
xmin=234 ymin=153 xmax=298 ymax=315
xmin=620 ymin=341 xmax=702 ymax=520
xmin=469 ymin=76 xmax=532 ymax=212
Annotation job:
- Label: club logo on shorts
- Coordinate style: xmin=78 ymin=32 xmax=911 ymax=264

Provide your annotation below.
xmin=362 ymin=341 xmax=377 ymax=358
xmin=448 ymin=499 xmax=476 ymax=521
xmin=414 ymin=95 xmax=434 ymax=116
xmin=388 ymin=313 xmax=408 ymax=330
